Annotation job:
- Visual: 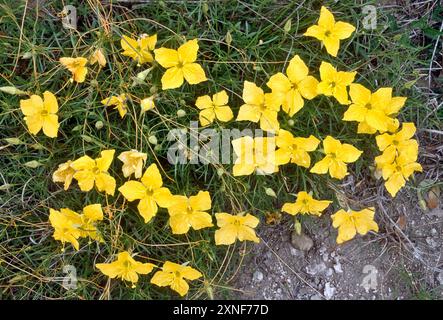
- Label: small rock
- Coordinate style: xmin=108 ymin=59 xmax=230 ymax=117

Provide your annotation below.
xmin=426 ymin=237 xmax=438 ymax=248
xmin=252 ymin=271 xmax=263 ymax=282
xmin=306 ymin=261 xmax=327 ymax=275
xmin=324 ymin=282 xmax=336 ymax=300
xmin=326 ymin=268 xmax=334 ymax=277
xmin=431 ymin=228 xmax=438 ymax=236
xmin=310 ymin=294 xmax=323 ymax=300
xmin=333 ymin=261 xmax=343 ymax=273
xmin=437 ymin=272 xmax=443 ymax=285
xmin=291 ymin=231 xmax=314 ymax=251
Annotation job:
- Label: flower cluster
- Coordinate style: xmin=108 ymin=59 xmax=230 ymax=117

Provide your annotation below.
xmin=14 ymin=5 xmax=421 ymax=296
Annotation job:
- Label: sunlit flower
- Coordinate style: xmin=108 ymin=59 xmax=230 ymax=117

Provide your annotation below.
xmin=71 ymin=149 xmax=116 ymax=196
xmin=78 ymin=204 xmax=104 ymax=242
xmin=121 ymin=34 xmax=157 ymax=65
xmin=232 ymin=136 xmax=277 ymax=176
xmin=140 ymin=96 xmax=155 ymax=112
xmin=317 ymin=61 xmax=356 ymax=105
xmin=20 ymin=91 xmax=59 ymax=138
xmin=167 ymin=191 xmax=213 ymax=234
xmin=376 ymin=122 xmax=418 ymax=161
xmin=214 ymin=213 xmax=260 ymax=245
xmin=310 ymin=136 xmax=362 ymax=179
xmin=236 ymin=81 xmax=280 ymax=132
xmin=119 ymin=163 xmax=173 ymax=223
xmin=90 ymin=48 xmax=107 ymax=67
xmin=304 ymin=6 xmax=355 ymax=57
xmin=195 ymin=90 xmax=234 ymax=126
xmin=275 ymin=129 xmax=320 ymax=167
xmin=118 ymin=150 xmax=147 ymax=178
xmin=282 ymin=191 xmax=332 ymax=216
xmin=96 ymin=251 xmax=155 ymax=287
xmin=343 ymin=84 xmax=395 ymax=132
xmin=380 ymin=153 xmax=422 ymax=197
xmin=52 ymin=160 xmax=75 ymax=190
xmin=150 ymin=261 xmax=202 ymax=296
xmin=331 ymin=207 xmax=378 ymax=244
xmin=49 ymin=208 xmax=82 ymax=250
xmin=266 ymin=55 xmax=318 ymax=116
xmin=101 ymin=94 xmax=128 ymax=118
xmin=59 ymin=57 xmax=88 ymax=83
xmin=154 ymin=39 xmax=207 ymax=90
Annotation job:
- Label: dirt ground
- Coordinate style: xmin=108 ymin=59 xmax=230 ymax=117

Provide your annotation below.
xmin=233 ymin=135 xmax=443 ymax=300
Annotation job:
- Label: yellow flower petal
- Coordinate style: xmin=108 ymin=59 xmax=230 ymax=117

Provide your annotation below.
xmin=161 ymin=66 xmax=184 ymax=90
xmin=182 ymin=63 xmax=207 ymax=85
xmin=178 ymin=39 xmax=199 ymax=64
xmin=154 ymin=47 xmax=179 ymax=68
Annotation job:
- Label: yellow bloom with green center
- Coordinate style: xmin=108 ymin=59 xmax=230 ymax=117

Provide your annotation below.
xmin=275 ymin=129 xmax=320 ymax=167
xmin=331 ymin=208 xmax=379 ymax=244
xmin=154 ymin=39 xmax=207 ymax=90
xmin=49 ymin=208 xmax=82 ymax=250
xmin=343 ymin=84 xmax=395 ymax=132
xmin=195 ymin=90 xmax=234 ymax=126
xmin=20 ymin=91 xmax=59 ymax=138
xmin=167 ymin=191 xmax=213 ymax=234
xmin=236 ymin=81 xmax=280 ymax=132
xmin=214 ymin=213 xmax=260 ymax=245
xmin=304 ymin=6 xmax=355 ymax=57
xmin=310 ymin=136 xmax=362 ymax=179
xmin=96 ymin=251 xmax=155 ymax=287
xmin=266 ymin=55 xmax=319 ymax=116
xmin=376 ymin=122 xmax=418 ymax=161
xmin=59 ymin=57 xmax=88 ymax=83
xmin=117 ymin=150 xmax=147 ymax=179
xmin=357 ymin=90 xmax=407 ymax=134
xmin=78 ymin=204 xmax=104 ymax=242
xmin=232 ymin=136 xmax=277 ymax=176
xmin=317 ymin=61 xmax=356 ymax=105
xmin=52 ymin=160 xmax=75 ymax=190
xmin=121 ymin=34 xmax=157 ymax=65
xmin=119 ymin=163 xmax=173 ymax=223
xmin=380 ymin=153 xmax=422 ymax=197
xmin=150 ymin=261 xmax=202 ymax=296
xmin=101 ymin=93 xmax=128 ymax=118
xmin=71 ymin=149 xmax=116 ymax=196
xmin=282 ymin=191 xmax=332 ymax=216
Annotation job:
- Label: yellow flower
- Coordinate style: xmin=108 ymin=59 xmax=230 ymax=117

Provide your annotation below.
xmin=214 ymin=213 xmax=260 ymax=245
xmin=59 ymin=57 xmax=88 ymax=83
xmin=117 ymin=150 xmax=147 ymax=178
xmin=236 ymin=81 xmax=280 ymax=132
xmin=167 ymin=191 xmax=213 ymax=234
xmin=331 ymin=208 xmax=378 ymax=244
xmin=154 ymin=39 xmax=207 ymax=90
xmin=304 ymin=6 xmax=355 ymax=57
xmin=232 ymin=136 xmax=277 ymax=176
xmin=101 ymin=94 xmax=128 ymax=118
xmin=20 ymin=91 xmax=59 ymax=138
xmin=275 ymin=129 xmax=320 ymax=167
xmin=96 ymin=251 xmax=155 ymax=287
xmin=121 ymin=34 xmax=157 ymax=65
xmin=266 ymin=55 xmax=319 ymax=116
xmin=52 ymin=160 xmax=75 ymax=190
xmin=49 ymin=208 xmax=82 ymax=250
xmin=380 ymin=154 xmax=422 ymax=197
xmin=195 ymin=90 xmax=234 ymax=126
xmin=90 ymin=48 xmax=107 ymax=67
xmin=357 ymin=90 xmax=407 ymax=134
xmin=140 ymin=96 xmax=155 ymax=112
xmin=71 ymin=149 xmax=116 ymax=196
xmin=119 ymin=163 xmax=173 ymax=223
xmin=343 ymin=84 xmax=395 ymax=132
xmin=317 ymin=61 xmax=356 ymax=105
xmin=78 ymin=204 xmax=104 ymax=242
xmin=282 ymin=191 xmax=331 ymax=216
xmin=310 ymin=136 xmax=362 ymax=179
xmin=376 ymin=122 xmax=418 ymax=161
xmin=150 ymin=261 xmax=202 ymax=296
